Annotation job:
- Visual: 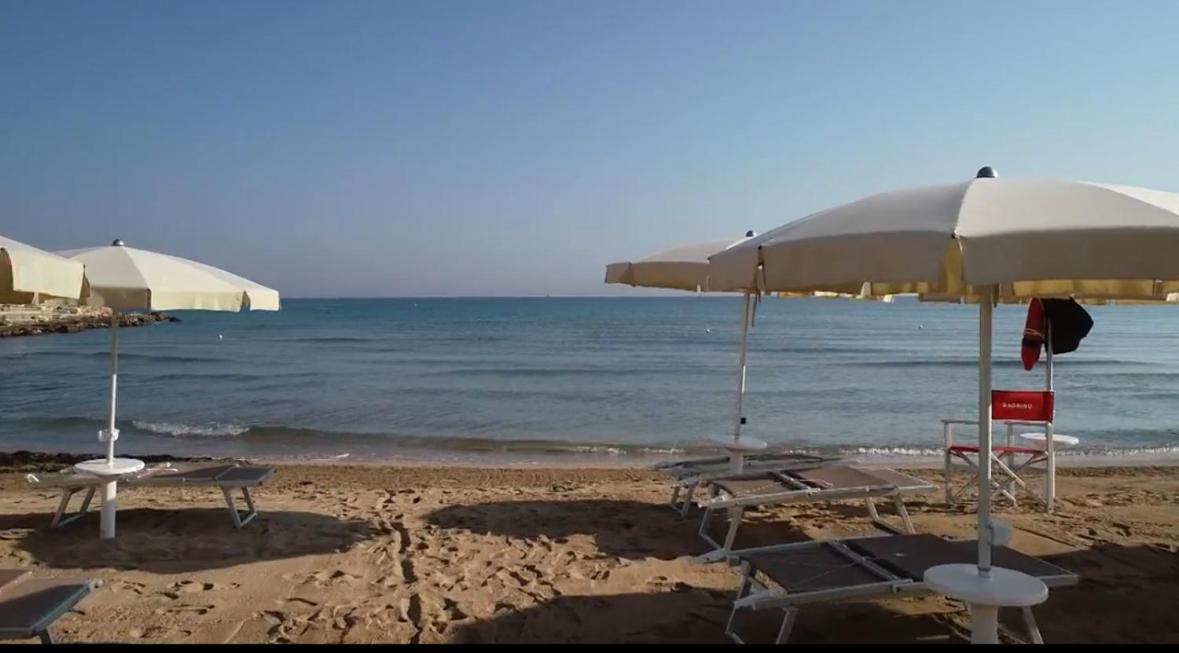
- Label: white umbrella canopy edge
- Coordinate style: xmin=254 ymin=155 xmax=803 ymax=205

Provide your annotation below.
xmin=58 ymin=242 xmax=280 ymax=312
xmin=0 ymin=235 xmax=86 ymax=303
xmin=604 ymin=235 xmax=753 ymax=292
xmin=708 ymin=175 xmax=1179 ymax=298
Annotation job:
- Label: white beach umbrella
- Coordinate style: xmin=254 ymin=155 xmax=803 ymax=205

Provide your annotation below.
xmin=1 ymin=235 xmax=85 ymax=303
xmin=605 ymin=233 xmax=769 ymax=468
xmin=708 ymin=167 xmax=1179 ymax=643
xmin=59 ymin=239 xmax=280 ymax=539
xmin=605 ymin=236 xmax=751 ymax=292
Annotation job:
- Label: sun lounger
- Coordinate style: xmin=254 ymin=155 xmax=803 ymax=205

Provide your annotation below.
xmin=26 ymin=462 xmax=275 ymax=530
xmin=724 ymin=533 xmax=1078 ymax=644
xmin=654 ymin=452 xmax=842 ymax=516
xmin=694 ymin=466 xmax=936 ymax=561
xmin=0 ymin=569 xmax=97 ymax=644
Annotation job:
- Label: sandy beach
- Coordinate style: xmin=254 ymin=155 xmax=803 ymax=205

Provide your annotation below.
xmin=0 ymin=458 xmax=1174 ymax=644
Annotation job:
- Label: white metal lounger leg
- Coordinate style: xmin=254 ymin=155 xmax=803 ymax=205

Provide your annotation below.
xmin=221 ymin=486 xmax=259 ymax=528
xmin=894 ymin=496 xmax=915 ymax=534
xmin=865 ymin=497 xmax=882 ymax=524
xmin=1022 ymin=606 xmax=1044 ymax=644
xmin=51 ymin=487 xmax=96 ymax=528
xmin=721 ymin=506 xmax=745 ymax=553
xmin=944 ymin=435 xmax=954 ymax=504
xmin=776 ymin=607 xmax=799 ymax=644
xmin=725 ymin=561 xmax=755 ymax=644
xmin=695 ymin=504 xmax=745 ymax=563
xmin=864 ymin=497 xmax=915 ymax=535
xmin=679 ymin=481 xmax=701 ymax=517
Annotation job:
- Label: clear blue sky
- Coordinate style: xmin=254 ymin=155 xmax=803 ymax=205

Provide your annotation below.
xmin=2 ymin=1 xmax=1176 ymax=297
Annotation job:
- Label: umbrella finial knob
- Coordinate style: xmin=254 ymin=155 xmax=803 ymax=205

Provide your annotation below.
xmin=745 ymin=230 xmax=756 ymax=238
xmin=111 ymin=239 xmax=125 ymax=246
xmin=976 ymin=166 xmax=998 ymax=179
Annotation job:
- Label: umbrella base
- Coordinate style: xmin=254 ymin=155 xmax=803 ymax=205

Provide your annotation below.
xmin=707 ymin=435 xmax=768 ymax=474
xmin=924 ymin=563 xmax=1048 ymax=644
xmin=74 ymin=458 xmax=145 ymax=540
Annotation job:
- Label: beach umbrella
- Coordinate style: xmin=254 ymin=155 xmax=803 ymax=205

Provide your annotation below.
xmin=58 ymin=239 xmax=280 ymax=539
xmin=708 ymin=167 xmax=1179 ymax=643
xmin=605 ymin=233 xmax=770 ymax=470
xmin=1 ymin=235 xmax=85 ymax=303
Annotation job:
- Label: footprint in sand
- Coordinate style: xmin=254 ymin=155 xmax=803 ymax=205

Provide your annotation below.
xmin=113 ymin=580 xmax=148 ymax=595
xmin=279 ymin=597 xmax=319 ymax=609
xmin=169 ymin=580 xmax=222 ymax=593
xmin=156 ymin=604 xmax=215 ymax=616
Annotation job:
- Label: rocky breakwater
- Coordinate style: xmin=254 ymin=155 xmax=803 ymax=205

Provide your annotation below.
xmin=0 ymin=303 xmax=178 ymax=337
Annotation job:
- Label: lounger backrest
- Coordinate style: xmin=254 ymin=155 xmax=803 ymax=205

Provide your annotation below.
xmin=848 ymin=534 xmax=1077 ymax=584
xmin=793 ymin=466 xmax=928 ymax=490
xmin=745 ymin=545 xmax=887 ymax=592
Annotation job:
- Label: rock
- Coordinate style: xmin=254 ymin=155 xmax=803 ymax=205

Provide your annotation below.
xmin=0 ymin=304 xmax=177 ymax=338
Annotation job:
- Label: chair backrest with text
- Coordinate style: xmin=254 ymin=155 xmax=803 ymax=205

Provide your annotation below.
xmin=991 ymin=390 xmax=1054 ymax=423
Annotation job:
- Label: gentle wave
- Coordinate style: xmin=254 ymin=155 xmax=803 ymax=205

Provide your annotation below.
xmin=12 ymin=416 xmax=1178 ymax=460
xmin=130 ymin=420 xmax=251 ymax=437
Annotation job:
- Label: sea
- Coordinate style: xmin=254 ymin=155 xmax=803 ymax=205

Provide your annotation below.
xmin=2 ymin=297 xmax=1178 ymax=466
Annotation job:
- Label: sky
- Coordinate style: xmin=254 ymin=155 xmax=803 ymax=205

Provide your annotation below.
xmin=2 ymin=0 xmax=1177 ymax=297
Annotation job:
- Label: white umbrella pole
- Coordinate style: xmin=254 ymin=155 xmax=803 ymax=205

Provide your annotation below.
xmin=100 ymin=309 xmax=120 ymax=539
xmin=977 ymin=288 xmax=994 ymax=576
xmin=106 ymin=310 xmax=119 ymax=463
xmin=1045 ymin=320 xmax=1056 ymax=512
xmin=733 ymin=290 xmax=751 ymax=439
xmin=729 ymin=290 xmax=752 ymax=474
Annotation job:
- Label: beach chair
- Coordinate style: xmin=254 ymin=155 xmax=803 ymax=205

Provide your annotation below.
xmin=0 ymin=569 xmax=97 ymax=644
xmin=26 ymin=462 xmax=275 ymax=530
xmin=725 ymin=533 xmax=1079 ymax=644
xmin=694 ymin=466 xmax=936 ymax=561
xmin=653 ymin=452 xmax=841 ymax=516
xmin=943 ymin=390 xmax=1074 ymax=510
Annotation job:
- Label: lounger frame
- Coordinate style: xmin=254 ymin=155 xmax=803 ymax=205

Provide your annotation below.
xmin=724 ymin=536 xmax=1078 ymax=645
xmin=30 ymin=464 xmax=274 ymax=530
xmin=656 ymin=453 xmax=840 ymax=516
xmin=694 ymin=467 xmax=934 ymax=561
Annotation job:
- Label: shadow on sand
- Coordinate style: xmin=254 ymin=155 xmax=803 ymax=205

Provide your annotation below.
xmin=1 ymin=507 xmax=376 ymax=574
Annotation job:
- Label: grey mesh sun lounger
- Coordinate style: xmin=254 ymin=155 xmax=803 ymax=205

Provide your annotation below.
xmin=26 ymin=462 xmax=275 ymax=530
xmin=695 ymin=466 xmax=936 ymax=561
xmin=654 ymin=452 xmax=842 ymax=516
xmin=0 ymin=569 xmax=97 ymax=644
xmin=725 ymin=533 xmax=1079 ymax=644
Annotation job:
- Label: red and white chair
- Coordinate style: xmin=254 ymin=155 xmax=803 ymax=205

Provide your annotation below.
xmin=942 ymin=390 xmax=1076 ymax=512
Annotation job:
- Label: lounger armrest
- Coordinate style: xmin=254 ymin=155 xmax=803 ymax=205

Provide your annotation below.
xmin=699 ymin=485 xmax=894 ymax=510
xmin=736 ymin=579 xmax=906 ymax=610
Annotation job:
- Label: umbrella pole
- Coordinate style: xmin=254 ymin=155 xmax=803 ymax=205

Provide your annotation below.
xmin=729 ymin=290 xmax=752 ymax=473
xmin=100 ymin=309 xmax=120 ymax=539
xmin=1045 ymin=321 xmax=1055 ymax=512
xmin=106 ymin=310 xmax=119 ymax=463
xmin=977 ymin=288 xmax=994 ymax=576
